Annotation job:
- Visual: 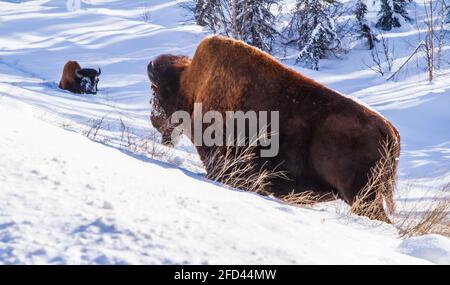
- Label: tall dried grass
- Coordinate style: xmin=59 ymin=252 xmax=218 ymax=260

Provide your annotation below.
xmin=204 ymin=130 xmax=288 ymax=194
xmin=395 ymin=184 xmax=450 ymax=238
xmin=350 ymin=138 xmax=399 ymax=223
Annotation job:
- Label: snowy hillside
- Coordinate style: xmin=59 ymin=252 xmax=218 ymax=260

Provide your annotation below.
xmin=2 ymin=97 xmax=444 ymax=265
xmin=0 ymin=0 xmax=449 ymax=264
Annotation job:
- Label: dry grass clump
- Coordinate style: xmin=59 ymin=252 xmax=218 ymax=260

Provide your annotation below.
xmin=204 ymin=141 xmax=288 ymax=195
xmin=348 ymin=138 xmax=449 ymax=236
xmin=350 ymin=138 xmax=399 ymax=223
xmin=118 ymin=118 xmax=174 ymax=160
xmin=82 ymin=116 xmax=173 ymax=161
xmin=395 ymin=184 xmax=450 ymax=238
xmin=84 ymin=115 xmax=108 ymax=140
xmin=281 ymin=191 xmax=336 ymax=207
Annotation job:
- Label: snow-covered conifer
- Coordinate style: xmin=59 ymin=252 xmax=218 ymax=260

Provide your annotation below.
xmin=236 ymin=0 xmax=279 ymax=52
xmin=284 ymin=0 xmax=341 ymax=70
xmin=355 ymin=0 xmax=377 ymax=49
xmin=376 ymin=0 xmax=411 ymax=31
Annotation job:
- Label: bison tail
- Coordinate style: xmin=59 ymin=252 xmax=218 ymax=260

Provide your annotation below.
xmin=352 ymin=137 xmax=400 ymax=223
xmin=379 ymin=132 xmax=401 ymax=216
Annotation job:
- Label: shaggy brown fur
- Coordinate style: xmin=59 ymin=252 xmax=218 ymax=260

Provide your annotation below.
xmin=147 ymin=35 xmax=401 ymax=222
xmin=59 ymin=61 xmax=83 ymax=93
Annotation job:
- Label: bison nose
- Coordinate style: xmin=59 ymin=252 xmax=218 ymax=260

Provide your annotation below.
xmin=147 ymin=61 xmax=156 ymax=81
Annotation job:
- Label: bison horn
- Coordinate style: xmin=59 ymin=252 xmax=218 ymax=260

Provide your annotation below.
xmin=75 ymin=69 xmax=83 ymax=78
xmin=147 ymin=61 xmax=155 ymax=81
xmin=97 ymin=67 xmax=101 ymax=76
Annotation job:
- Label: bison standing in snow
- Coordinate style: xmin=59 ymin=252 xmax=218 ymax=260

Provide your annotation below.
xmin=59 ymin=61 xmax=101 ymax=95
xmin=147 ymin=35 xmax=401 ymax=222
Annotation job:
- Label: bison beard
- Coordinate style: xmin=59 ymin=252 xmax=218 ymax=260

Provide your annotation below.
xmin=147 ymin=35 xmax=401 ymax=222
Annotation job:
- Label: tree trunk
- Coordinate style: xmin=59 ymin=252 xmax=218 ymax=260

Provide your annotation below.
xmin=426 ymin=0 xmax=434 ymax=82
xmin=231 ymin=0 xmax=238 ymax=39
xmin=437 ymin=0 xmax=446 ymax=69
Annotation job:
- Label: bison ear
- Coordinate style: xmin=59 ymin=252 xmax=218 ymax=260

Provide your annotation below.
xmin=97 ymin=68 xmax=101 ymax=76
xmin=75 ymin=69 xmax=83 ymax=78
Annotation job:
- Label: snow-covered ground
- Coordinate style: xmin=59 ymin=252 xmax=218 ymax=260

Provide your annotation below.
xmin=0 ymin=0 xmax=449 ymax=264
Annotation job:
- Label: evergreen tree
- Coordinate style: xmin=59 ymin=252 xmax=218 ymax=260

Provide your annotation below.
xmin=237 ymin=0 xmax=279 ymax=52
xmin=355 ymin=0 xmax=376 ymax=49
xmin=191 ymin=0 xmax=279 ymax=52
xmin=376 ymin=0 xmax=411 ymax=31
xmin=193 ymin=0 xmax=223 ymax=33
xmin=285 ymin=0 xmax=341 ymax=70
xmin=393 ymin=0 xmax=411 ymax=21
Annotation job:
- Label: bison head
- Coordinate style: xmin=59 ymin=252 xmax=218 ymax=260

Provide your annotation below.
xmin=75 ymin=67 xmax=101 ymax=95
xmin=147 ymin=54 xmax=191 ymax=146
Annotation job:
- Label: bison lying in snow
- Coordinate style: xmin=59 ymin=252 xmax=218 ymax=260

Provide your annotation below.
xmin=147 ymin=35 xmax=401 ymax=222
xmin=59 ymin=61 xmax=101 ymax=95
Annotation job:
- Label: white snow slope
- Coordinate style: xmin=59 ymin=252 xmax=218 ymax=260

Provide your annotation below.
xmin=0 ymin=0 xmax=449 ymax=264
xmin=0 ymin=98 xmax=437 ymax=265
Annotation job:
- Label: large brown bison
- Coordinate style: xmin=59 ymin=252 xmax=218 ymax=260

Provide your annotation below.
xmin=147 ymin=35 xmax=400 ymax=222
xmin=59 ymin=61 xmax=101 ymax=95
